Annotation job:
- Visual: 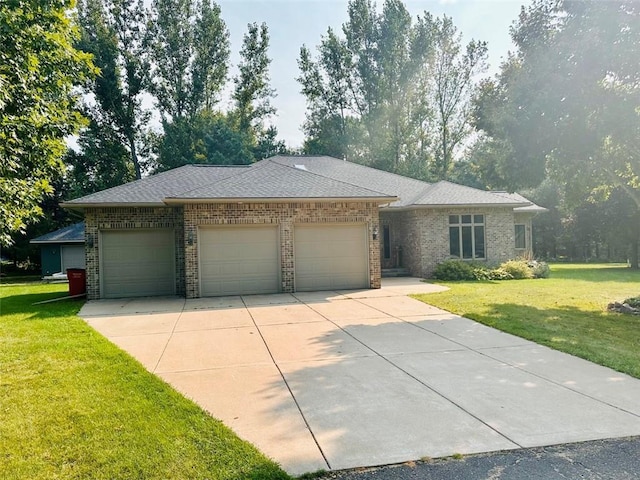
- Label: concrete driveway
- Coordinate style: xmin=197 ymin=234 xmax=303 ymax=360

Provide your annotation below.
xmin=79 ymin=278 xmax=640 ymax=476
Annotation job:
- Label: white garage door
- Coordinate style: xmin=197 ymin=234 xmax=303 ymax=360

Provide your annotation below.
xmin=101 ymin=230 xmax=175 ymax=298
xmin=199 ymin=226 xmax=279 ymax=297
xmin=294 ymin=224 xmax=369 ymax=291
xmin=61 ymin=245 xmax=85 ymax=271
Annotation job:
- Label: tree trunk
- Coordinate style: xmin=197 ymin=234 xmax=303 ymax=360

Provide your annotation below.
xmin=441 ymin=125 xmax=449 ymax=180
xmin=129 ymin=135 xmax=142 ymax=180
xmin=629 ymin=216 xmax=640 ymax=269
xmin=629 ymin=240 xmax=639 ymax=269
xmin=628 ymin=211 xmax=640 ymax=269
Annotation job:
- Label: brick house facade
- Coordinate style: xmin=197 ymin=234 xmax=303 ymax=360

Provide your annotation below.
xmin=380 ymin=208 xmax=535 ymax=277
xmin=65 ymin=155 xmax=544 ymax=300
xmin=84 ymin=207 xmax=185 ymax=299
xmin=84 ymin=201 xmax=381 ymax=300
xmin=182 ymin=201 xmax=380 ymax=299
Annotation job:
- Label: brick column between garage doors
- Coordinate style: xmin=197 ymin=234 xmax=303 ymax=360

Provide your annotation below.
xmin=182 ymin=201 xmax=381 ymax=299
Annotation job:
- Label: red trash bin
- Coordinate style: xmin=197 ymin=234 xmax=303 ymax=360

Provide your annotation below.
xmin=67 ymin=268 xmax=86 ymax=296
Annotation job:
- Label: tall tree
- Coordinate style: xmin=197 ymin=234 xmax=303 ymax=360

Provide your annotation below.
xmin=298 ymin=29 xmax=355 ymax=160
xmin=149 ymin=0 xmax=235 ymax=171
xmin=149 ymin=0 xmax=229 ymax=119
xmin=77 ymin=0 xmax=150 ymax=179
xmin=64 ymin=117 xmax=133 ymax=198
xmin=473 ymin=0 xmax=640 ymax=266
xmin=232 ymin=22 xmax=276 ymax=136
xmin=297 ymin=0 xmax=484 ymax=179
xmin=0 ymin=0 xmax=95 ymax=246
xmin=151 ymin=16 xmax=285 ymax=171
xmin=430 ymin=16 xmax=487 ymax=179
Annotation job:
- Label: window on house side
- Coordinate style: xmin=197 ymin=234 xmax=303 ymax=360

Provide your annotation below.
xmin=515 ymin=224 xmax=526 ymax=249
xmin=449 ymin=214 xmax=485 ymax=260
xmin=383 ymin=225 xmax=391 ymax=259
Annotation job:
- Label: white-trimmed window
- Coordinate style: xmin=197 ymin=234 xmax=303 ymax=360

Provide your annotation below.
xmin=515 ymin=224 xmax=526 ymax=250
xmin=449 ymin=214 xmax=485 ymax=259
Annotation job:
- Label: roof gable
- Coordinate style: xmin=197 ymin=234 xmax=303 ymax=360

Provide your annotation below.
xmin=63 ymin=165 xmax=247 ymax=206
xmin=166 ymin=159 xmax=395 ymax=201
xmin=269 ymin=155 xmax=430 ymax=207
xmin=493 ymin=191 xmax=548 ymax=213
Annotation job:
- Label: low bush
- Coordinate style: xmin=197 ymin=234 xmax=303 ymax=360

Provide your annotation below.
xmin=487 ymin=267 xmax=514 ymax=280
xmin=470 ymin=265 xmax=492 ymax=280
xmin=433 ymin=258 xmax=550 ymax=281
xmin=433 ymin=260 xmax=476 ymax=280
xmin=500 ymin=260 xmax=534 ymax=279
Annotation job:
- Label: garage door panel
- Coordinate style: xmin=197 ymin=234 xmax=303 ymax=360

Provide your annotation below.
xmin=199 ymin=227 xmax=279 ymax=297
xmin=104 ymin=278 xmax=175 ymax=297
xmin=101 ymin=230 xmax=175 ymax=298
xmin=295 ymin=224 xmax=368 ymax=291
xmin=61 ymin=245 xmax=85 ymax=271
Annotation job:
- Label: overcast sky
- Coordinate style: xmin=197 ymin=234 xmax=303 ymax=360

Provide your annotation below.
xmin=214 ymin=1 xmax=531 ymax=148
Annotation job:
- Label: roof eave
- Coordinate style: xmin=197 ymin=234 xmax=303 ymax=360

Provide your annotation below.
xmin=163 ymin=196 xmax=397 ymax=204
xmin=515 ymin=206 xmax=549 ymax=213
xmin=60 ymin=202 xmax=168 ymax=209
xmin=383 ymin=202 xmax=528 ymax=211
xmin=30 ymin=239 xmax=84 ymax=245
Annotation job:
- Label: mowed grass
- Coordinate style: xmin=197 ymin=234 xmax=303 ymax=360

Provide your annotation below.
xmin=413 ymin=263 xmax=640 ymax=378
xmin=0 ymin=282 xmax=291 ymax=480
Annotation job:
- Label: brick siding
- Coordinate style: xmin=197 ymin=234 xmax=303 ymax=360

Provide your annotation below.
xmin=184 ymin=201 xmax=380 ymax=298
xmin=85 ymin=202 xmax=380 ymax=299
xmin=84 ymin=207 xmax=184 ymax=300
xmin=381 ymin=207 xmax=523 ymax=278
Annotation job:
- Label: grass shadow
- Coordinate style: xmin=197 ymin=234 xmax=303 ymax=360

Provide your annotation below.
xmin=1 ymin=292 xmax=84 ymax=319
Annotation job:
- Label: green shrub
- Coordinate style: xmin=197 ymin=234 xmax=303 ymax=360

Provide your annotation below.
xmin=433 ymin=259 xmax=549 ymax=281
xmin=499 ymin=260 xmax=533 ymax=279
xmin=471 ymin=265 xmax=492 ymax=280
xmin=487 ymin=267 xmax=514 ymax=280
xmin=433 ymin=260 xmax=476 ymax=280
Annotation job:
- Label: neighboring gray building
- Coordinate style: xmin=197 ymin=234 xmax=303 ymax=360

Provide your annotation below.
xmin=30 ymin=222 xmax=85 ymax=276
xmin=62 ymin=155 xmax=545 ymax=300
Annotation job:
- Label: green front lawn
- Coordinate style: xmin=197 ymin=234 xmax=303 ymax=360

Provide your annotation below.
xmin=0 ymin=282 xmax=290 ymax=480
xmin=414 ymin=263 xmax=640 ymax=378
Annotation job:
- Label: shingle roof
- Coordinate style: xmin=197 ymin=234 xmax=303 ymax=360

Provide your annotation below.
xmin=30 ymin=222 xmax=85 ymax=244
xmin=269 ymin=156 xmax=543 ymax=210
xmin=494 ymin=192 xmax=548 ymax=213
xmin=269 ymin=155 xmax=429 ymax=207
xmin=63 ymin=165 xmax=247 ymax=206
xmin=167 ymin=159 xmax=395 ymax=201
xmin=61 ymin=155 xmax=543 ymax=212
xmin=413 ymin=181 xmax=527 ymax=207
